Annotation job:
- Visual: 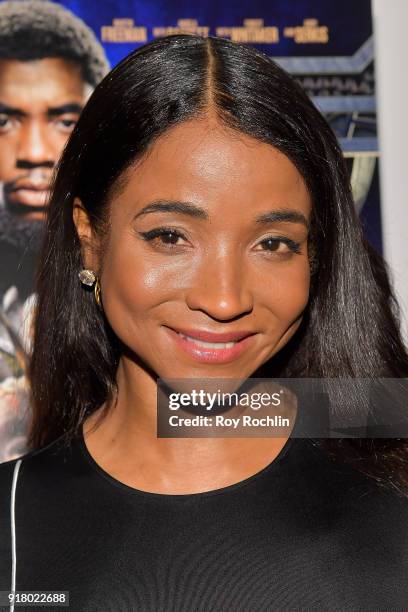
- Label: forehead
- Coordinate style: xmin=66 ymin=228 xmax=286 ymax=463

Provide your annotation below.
xmin=117 ymin=117 xmax=312 ymax=218
xmin=0 ymin=58 xmax=89 ymax=107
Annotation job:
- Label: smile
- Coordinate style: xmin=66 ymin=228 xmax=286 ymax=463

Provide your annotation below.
xmin=164 ymin=326 xmax=256 ymax=364
xmin=177 ymin=332 xmax=238 ymax=349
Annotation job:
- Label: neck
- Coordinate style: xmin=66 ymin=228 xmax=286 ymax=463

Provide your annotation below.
xmin=82 ymin=354 xmax=296 ymax=494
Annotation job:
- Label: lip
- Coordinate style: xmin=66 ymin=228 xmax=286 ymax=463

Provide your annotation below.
xmin=164 ymin=326 xmax=257 ymax=364
xmin=8 ymin=187 xmax=50 ymax=207
xmin=165 ymin=326 xmax=255 ymax=343
xmin=10 ymin=179 xmax=49 ymax=191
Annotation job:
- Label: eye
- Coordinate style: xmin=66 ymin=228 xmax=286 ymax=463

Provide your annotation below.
xmin=138 ymin=228 xmax=302 ymax=257
xmin=54 ymin=116 xmax=78 ymax=133
xmin=138 ymin=227 xmax=188 ymax=249
xmin=0 ymin=115 xmax=16 ymax=132
xmin=255 ymin=236 xmax=301 ymax=256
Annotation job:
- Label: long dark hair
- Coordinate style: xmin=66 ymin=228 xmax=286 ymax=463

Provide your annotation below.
xmin=28 ymin=34 xmax=408 ymax=496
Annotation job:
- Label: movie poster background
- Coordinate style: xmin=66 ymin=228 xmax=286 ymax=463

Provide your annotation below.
xmin=0 ymin=0 xmax=379 ymax=462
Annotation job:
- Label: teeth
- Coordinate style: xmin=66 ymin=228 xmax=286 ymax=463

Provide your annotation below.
xmin=178 ymin=332 xmax=237 ymax=349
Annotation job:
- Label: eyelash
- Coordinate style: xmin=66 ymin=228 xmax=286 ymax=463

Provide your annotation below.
xmin=138 ymin=226 xmax=301 ymax=255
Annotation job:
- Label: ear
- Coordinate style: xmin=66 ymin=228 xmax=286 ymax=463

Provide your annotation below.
xmin=72 ymin=197 xmax=100 ymax=271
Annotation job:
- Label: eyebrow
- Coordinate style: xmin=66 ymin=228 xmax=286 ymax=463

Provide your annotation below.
xmin=133 ymin=199 xmax=310 ymax=230
xmin=47 ymin=103 xmax=83 ymax=116
xmin=0 ymin=102 xmax=83 ymax=117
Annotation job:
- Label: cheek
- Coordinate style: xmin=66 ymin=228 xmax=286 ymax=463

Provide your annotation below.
xmin=257 ymin=260 xmax=310 ymax=323
xmin=99 ymin=237 xmax=172 ymax=342
xmin=49 ymin=130 xmax=72 ymax=155
xmin=0 ymin=137 xmax=16 ymax=177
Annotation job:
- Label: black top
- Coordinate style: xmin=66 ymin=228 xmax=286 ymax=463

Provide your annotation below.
xmin=0 ymin=429 xmax=407 ymax=612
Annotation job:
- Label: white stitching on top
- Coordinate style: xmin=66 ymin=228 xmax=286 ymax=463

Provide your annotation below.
xmin=9 ymin=459 xmax=22 ymax=612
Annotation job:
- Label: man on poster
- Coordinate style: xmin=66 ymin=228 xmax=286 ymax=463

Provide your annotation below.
xmin=0 ymin=0 xmax=109 ymax=461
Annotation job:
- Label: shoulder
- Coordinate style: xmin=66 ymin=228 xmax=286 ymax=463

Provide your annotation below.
xmin=298 ymin=438 xmax=408 ymax=532
xmin=300 ymin=437 xmax=405 ymax=494
xmin=0 ymin=449 xmax=38 ymax=490
xmin=0 ymin=434 xmax=76 ymax=502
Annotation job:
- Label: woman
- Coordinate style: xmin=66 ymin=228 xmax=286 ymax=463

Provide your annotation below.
xmin=0 ymin=34 xmax=407 ymax=611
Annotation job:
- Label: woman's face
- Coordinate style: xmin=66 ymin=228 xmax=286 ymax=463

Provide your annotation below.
xmin=78 ymin=116 xmax=312 ymax=380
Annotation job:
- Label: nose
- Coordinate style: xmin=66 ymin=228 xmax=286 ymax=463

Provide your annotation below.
xmin=16 ymin=121 xmax=55 ymax=168
xmin=185 ymin=250 xmax=254 ymax=321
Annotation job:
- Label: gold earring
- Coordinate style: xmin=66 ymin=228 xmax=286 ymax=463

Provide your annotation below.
xmin=94 ymin=277 xmax=102 ymax=308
